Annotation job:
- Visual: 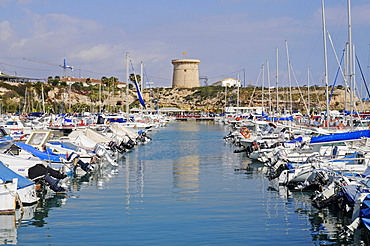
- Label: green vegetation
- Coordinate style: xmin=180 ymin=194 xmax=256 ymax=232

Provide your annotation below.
xmin=0 ymin=79 xmax=356 ymax=114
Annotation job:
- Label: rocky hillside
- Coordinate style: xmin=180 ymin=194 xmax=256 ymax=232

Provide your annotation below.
xmin=0 ymin=81 xmax=365 ymax=114
xmin=143 ymin=86 xmax=362 ymax=113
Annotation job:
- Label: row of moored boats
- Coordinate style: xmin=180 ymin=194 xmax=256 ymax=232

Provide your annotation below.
xmin=223 ymin=115 xmax=370 ymax=237
xmin=0 ymin=113 xmax=171 ymax=216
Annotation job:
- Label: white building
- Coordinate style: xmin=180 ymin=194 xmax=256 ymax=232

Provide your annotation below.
xmin=225 ymin=106 xmax=265 ymax=116
xmin=212 ymin=77 xmax=240 ymax=87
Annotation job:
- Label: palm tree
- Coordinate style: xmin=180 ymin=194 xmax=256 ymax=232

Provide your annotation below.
xmin=101 ymin=76 xmax=109 ymax=87
xmin=86 ymin=77 xmax=92 ymax=86
xmin=109 ymin=76 xmax=119 ymax=88
xmin=129 ymin=73 xmax=141 ymax=84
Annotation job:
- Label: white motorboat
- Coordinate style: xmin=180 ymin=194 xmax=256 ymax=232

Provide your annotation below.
xmin=0 ymin=161 xmax=38 ymax=205
xmin=0 ymin=177 xmax=17 ymax=214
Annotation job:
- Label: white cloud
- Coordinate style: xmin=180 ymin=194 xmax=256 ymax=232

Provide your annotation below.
xmin=0 ymin=21 xmax=13 ymax=41
xmin=76 ymin=44 xmax=112 ymax=61
xmin=1 ymin=1 xmax=369 ymax=87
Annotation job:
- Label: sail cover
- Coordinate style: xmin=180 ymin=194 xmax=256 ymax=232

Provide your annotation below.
xmin=310 ymin=130 xmax=370 ymax=144
xmin=133 ymin=79 xmax=146 ymax=108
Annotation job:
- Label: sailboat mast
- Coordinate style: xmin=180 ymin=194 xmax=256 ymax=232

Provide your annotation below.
xmin=262 ymin=64 xmax=264 ymax=114
xmin=285 ymin=40 xmax=293 ymax=114
xmin=347 ymin=0 xmax=354 ymax=128
xmin=41 ymin=83 xmax=45 ymax=113
xmin=126 ymin=52 xmax=129 ymax=118
xmin=24 ymin=87 xmax=27 ymax=114
xmin=321 ymin=0 xmax=330 ymax=126
xmin=266 ymin=58 xmax=271 ymax=114
xmin=307 ymin=67 xmax=310 ymax=115
xmin=224 ymin=85 xmax=227 ymax=115
xmin=276 ymin=47 xmax=279 ymax=114
xmin=237 ymin=73 xmax=240 ymax=116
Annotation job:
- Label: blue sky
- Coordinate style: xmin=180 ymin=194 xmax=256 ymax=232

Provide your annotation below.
xmin=0 ymin=0 xmax=369 ymax=91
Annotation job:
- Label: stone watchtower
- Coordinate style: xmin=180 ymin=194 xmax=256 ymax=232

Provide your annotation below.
xmin=171 ymin=59 xmax=200 ymax=88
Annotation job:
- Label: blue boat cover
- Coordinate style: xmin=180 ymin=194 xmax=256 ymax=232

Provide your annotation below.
xmin=360 ymin=194 xmax=370 ymax=230
xmin=14 ymin=142 xmax=62 ymax=162
xmin=45 ymin=148 xmax=67 ymax=160
xmin=286 ymin=163 xmax=294 ymax=170
xmin=0 ymin=161 xmax=34 ymax=189
xmin=362 ymin=167 xmax=370 ymax=178
xmin=310 ymin=130 xmax=370 ymax=144
xmin=48 ymin=142 xmax=75 ymax=150
xmin=0 ymin=136 xmax=13 ymax=141
xmin=341 ymin=185 xmax=363 ymax=206
xmin=285 ymin=136 xmax=303 ymax=144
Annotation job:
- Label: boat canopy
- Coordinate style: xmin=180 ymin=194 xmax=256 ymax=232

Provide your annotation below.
xmin=69 ymin=129 xmax=110 ymax=143
xmin=310 ymin=130 xmax=370 ymax=144
xmin=0 ymin=161 xmax=34 ymax=189
xmin=48 ymin=142 xmax=76 ymax=151
xmin=110 ymin=123 xmax=138 ymax=139
xmin=13 ymin=142 xmax=62 ymax=162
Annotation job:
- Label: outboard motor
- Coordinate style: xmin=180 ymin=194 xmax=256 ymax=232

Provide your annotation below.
xmin=108 ymin=141 xmax=126 ymax=154
xmin=121 ymin=135 xmax=136 ymax=149
xmin=223 ymin=131 xmax=236 ymax=142
xmin=312 ymin=193 xmax=343 ymax=209
xmin=137 ymin=130 xmax=152 ymax=143
xmin=268 ymin=163 xmax=290 ymax=180
xmin=28 ymin=164 xmax=67 ymax=193
xmin=94 ymin=144 xmax=118 ymax=167
xmin=357 ymin=152 xmax=365 ymax=164
xmin=67 ymin=152 xmax=93 ymax=173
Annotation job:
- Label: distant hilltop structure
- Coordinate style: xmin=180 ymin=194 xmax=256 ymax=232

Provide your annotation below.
xmin=212 ymin=77 xmax=240 ymax=87
xmin=171 ymin=59 xmax=200 ymax=88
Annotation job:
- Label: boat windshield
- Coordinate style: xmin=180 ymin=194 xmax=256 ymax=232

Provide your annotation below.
xmin=5 ymin=121 xmax=18 ymax=126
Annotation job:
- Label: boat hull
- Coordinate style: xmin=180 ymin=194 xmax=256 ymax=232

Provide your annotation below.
xmin=0 ymin=178 xmax=17 ymax=213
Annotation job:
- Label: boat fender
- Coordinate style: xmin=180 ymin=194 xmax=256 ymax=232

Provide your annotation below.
xmin=337 ymin=123 xmax=345 ymax=130
xmin=240 ymin=127 xmax=250 ymax=138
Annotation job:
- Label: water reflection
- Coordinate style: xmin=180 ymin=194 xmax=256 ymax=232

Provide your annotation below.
xmin=118 ymin=154 xmax=145 ymax=215
xmin=0 ymin=194 xmax=66 ymax=245
xmin=63 ymin=163 xmax=119 ymax=192
xmin=172 ymin=156 xmax=200 ymax=201
xmin=0 ymin=161 xmax=117 ymax=245
xmin=0 ymin=213 xmax=19 ymax=245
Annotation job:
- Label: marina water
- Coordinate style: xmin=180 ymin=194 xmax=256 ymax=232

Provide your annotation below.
xmin=3 ymin=121 xmax=364 ymax=245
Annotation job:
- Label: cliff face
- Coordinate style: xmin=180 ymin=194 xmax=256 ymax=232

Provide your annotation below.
xmin=0 ymin=82 xmax=365 ymax=113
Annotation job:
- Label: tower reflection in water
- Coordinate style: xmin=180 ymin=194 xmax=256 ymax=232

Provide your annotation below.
xmin=173 ymin=155 xmax=200 ymax=201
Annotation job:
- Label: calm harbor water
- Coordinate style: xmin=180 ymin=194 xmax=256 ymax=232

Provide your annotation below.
xmin=1 ymin=121 xmax=365 ymax=245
